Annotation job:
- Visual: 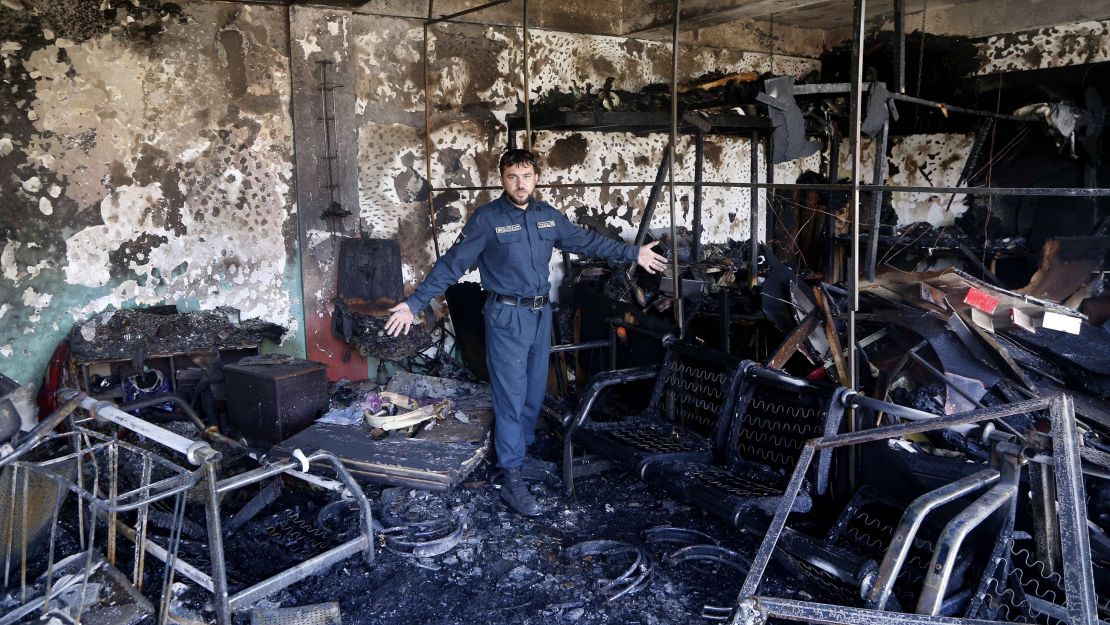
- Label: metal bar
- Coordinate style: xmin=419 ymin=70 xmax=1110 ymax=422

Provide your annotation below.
xmin=765 ymin=133 xmax=774 ymax=250
xmin=793 ymin=81 xmax=1035 ymax=122
xmin=63 ymin=391 xmax=214 ymax=465
xmin=425 ymin=0 xmax=510 ymax=24
xmin=562 ymin=365 xmax=661 ymax=495
xmin=847 ymin=0 xmax=866 ymax=393
xmin=737 ymin=444 xmax=816 ymax=599
xmin=431 ymin=181 xmax=1110 ymax=196
xmin=821 ymin=396 xmax=1052 ymax=449
xmin=157 ymin=491 xmax=188 ymax=625
xmin=39 ymin=479 xmax=64 ymax=614
xmin=749 ymin=130 xmax=760 ymax=286
xmin=735 ymin=596 xmax=1009 ymax=625
xmin=19 ymin=468 xmax=28 ymax=601
xmin=107 ymin=442 xmax=118 ymax=565
xmin=228 ymin=536 xmax=369 ymax=610
xmin=0 ymin=395 xmax=82 ymax=469
xmin=1029 ymin=460 xmax=1061 ymax=576
xmin=5 ymin=467 xmax=15 ymax=588
xmin=102 ymin=512 xmax=215 ymax=591
xmin=825 ymin=128 xmax=840 ymax=279
xmin=850 ymin=392 xmax=941 ymax=422
xmin=916 ymin=481 xmax=1018 ymax=614
xmin=132 ymin=456 xmax=152 ymax=589
xmin=867 ymin=469 xmax=1000 ymax=609
xmin=203 ymin=459 xmax=232 ymax=625
xmin=693 ymin=130 xmax=704 ymax=262
xmin=216 ymin=459 xmax=304 ymax=494
xmin=422 ymin=1 xmax=440 ymax=260
xmin=669 ymin=0 xmax=683 ymax=337
xmin=865 ymin=119 xmax=889 ymax=281
xmin=749 ymin=363 xmax=815 ymax=389
xmin=892 ymin=92 xmax=1032 ymax=121
xmin=550 ymin=340 xmax=610 ymax=354
xmin=894 ymin=0 xmax=906 ymax=92
xmin=1052 ymin=395 xmax=1099 ymax=625
xmin=522 ymin=0 xmax=531 ymax=150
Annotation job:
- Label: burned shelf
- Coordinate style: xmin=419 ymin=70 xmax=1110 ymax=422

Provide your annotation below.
xmin=506 ymin=110 xmax=770 ymax=137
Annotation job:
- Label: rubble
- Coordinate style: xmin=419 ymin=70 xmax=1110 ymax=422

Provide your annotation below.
xmin=69 ymin=307 xmax=286 ymax=363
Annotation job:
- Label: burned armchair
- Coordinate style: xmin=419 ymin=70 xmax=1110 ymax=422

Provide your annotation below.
xmin=640 ymin=364 xmax=846 ymax=527
xmin=562 ymin=337 xmax=748 ymax=496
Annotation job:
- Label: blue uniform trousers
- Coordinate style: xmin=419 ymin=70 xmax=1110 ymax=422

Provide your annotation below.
xmin=483 ymin=298 xmax=551 ymax=469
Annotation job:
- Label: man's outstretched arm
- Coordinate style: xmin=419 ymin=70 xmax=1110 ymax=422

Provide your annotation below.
xmin=553 ymin=211 xmax=669 ymax=274
xmin=386 ymin=213 xmax=488 ymax=336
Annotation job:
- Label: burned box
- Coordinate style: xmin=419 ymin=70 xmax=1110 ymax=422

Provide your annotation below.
xmin=224 ymin=357 xmax=328 ymax=446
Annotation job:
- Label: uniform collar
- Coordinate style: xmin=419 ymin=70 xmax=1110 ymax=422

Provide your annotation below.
xmin=499 ymin=192 xmax=536 ymax=212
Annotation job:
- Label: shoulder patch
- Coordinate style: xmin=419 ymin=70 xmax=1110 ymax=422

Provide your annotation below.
xmin=537 ymin=220 xmax=556 ymax=229
xmin=495 ymin=224 xmax=522 ymax=234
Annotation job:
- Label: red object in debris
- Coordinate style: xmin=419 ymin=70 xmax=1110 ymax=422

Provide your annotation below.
xmin=963 ymin=287 xmax=999 ymax=314
xmin=806 ymin=367 xmax=827 ymax=382
xmin=36 ymin=339 xmax=70 ymax=416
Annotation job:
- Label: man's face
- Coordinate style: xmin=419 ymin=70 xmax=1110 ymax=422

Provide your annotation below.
xmin=500 ymin=163 xmax=536 ymax=207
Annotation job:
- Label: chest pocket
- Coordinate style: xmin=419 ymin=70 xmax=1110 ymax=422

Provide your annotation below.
xmin=536 ymin=220 xmax=558 ymax=242
xmin=494 ymin=224 xmax=524 ymax=245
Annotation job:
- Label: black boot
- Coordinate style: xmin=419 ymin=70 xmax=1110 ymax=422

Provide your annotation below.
xmin=500 ymin=467 xmax=541 ymax=516
xmin=520 ymin=455 xmax=556 ymax=482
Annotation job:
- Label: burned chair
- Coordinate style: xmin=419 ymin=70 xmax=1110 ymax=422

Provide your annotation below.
xmin=640 ymin=365 xmax=845 ymax=527
xmin=723 ymin=395 xmax=1101 ymax=625
xmin=0 ymin=389 xmax=376 ymax=625
xmin=562 ymin=337 xmax=747 ymax=496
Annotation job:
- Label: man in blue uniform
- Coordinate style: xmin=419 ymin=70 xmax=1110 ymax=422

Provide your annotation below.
xmin=385 ymin=149 xmax=667 ymax=516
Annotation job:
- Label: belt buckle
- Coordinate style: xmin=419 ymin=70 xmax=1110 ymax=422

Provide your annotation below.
xmin=529 ymin=296 xmax=543 ymax=310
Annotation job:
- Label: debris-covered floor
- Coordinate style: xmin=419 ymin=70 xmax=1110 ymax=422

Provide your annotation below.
xmin=261 ymin=454 xmax=758 ymax=625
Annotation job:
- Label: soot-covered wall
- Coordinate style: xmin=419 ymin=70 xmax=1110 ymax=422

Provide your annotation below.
xmin=0 ymin=0 xmax=303 ymax=384
xmin=334 ymin=14 xmax=821 ymax=310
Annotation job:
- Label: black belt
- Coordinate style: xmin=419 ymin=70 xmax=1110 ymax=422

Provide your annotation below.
xmin=488 ymin=292 xmax=549 ymax=309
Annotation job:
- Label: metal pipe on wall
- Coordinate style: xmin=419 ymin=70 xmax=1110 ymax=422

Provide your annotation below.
xmin=847 ymin=0 xmax=865 ymax=391
xmin=422 ymin=1 xmax=440 ymax=259
xmin=523 ymin=0 xmax=531 ymax=150
xmin=846 ymin=0 xmax=867 ymax=493
xmin=669 ymin=0 xmax=683 ymax=336
xmin=432 ymin=181 xmax=1110 ymax=197
xmin=749 ymin=129 xmax=760 ymax=287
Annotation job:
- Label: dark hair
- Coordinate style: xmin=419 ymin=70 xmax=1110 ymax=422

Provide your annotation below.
xmin=499 ymin=149 xmax=539 ymax=174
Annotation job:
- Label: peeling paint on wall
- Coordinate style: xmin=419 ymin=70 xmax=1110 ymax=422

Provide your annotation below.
xmin=977 ymin=19 xmax=1110 ymax=74
xmin=840 ymin=133 xmax=975 ymax=227
xmin=0 ymin=0 xmax=303 ymax=384
xmin=340 ymin=14 xmax=821 ymax=304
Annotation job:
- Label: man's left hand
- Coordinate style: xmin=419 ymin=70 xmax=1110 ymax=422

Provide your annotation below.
xmin=637 ymin=241 xmax=669 ymax=274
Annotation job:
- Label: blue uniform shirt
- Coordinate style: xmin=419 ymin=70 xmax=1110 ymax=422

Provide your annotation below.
xmin=404 ymin=193 xmax=638 ymax=314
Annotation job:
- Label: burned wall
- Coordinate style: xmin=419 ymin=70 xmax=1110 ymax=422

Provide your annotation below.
xmin=339 ymin=13 xmax=822 ymax=304
xmin=0 ymin=0 xmax=303 ymax=384
xmin=840 ymin=17 xmax=1110 ymax=230
xmin=977 ymin=18 xmax=1110 ymax=74
xmin=841 ymin=133 xmax=976 ymax=227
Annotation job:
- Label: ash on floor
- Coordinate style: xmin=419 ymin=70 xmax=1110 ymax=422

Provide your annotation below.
xmin=243 ymin=426 xmax=760 ymax=625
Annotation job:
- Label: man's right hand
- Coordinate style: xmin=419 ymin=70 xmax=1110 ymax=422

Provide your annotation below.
xmin=384 ymin=302 xmax=415 ymax=337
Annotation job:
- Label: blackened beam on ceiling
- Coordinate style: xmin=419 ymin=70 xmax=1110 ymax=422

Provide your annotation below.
xmin=624 ymin=0 xmax=830 ymax=37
